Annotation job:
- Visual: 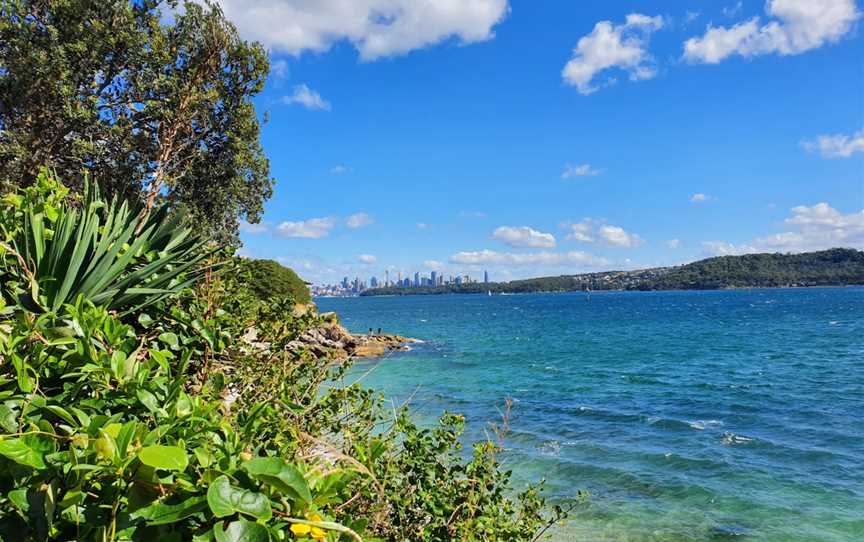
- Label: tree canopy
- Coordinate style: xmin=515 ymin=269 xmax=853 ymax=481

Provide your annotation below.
xmin=245 ymin=259 xmax=312 ymax=305
xmin=0 ymin=0 xmax=272 ymax=244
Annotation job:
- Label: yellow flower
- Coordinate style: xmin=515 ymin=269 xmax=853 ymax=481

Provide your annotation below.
xmin=290 ymin=523 xmax=311 ymax=537
xmin=307 ymin=513 xmax=323 ymax=522
xmin=310 ymin=526 xmax=326 ymax=541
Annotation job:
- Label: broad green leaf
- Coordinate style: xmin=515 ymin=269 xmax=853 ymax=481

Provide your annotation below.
xmin=130 ymin=495 xmax=208 ymax=526
xmin=136 ymin=389 xmax=160 ymax=414
xmin=207 ymin=475 xmax=271 ymax=521
xmin=0 ymin=437 xmax=46 ymax=469
xmin=0 ymin=404 xmax=18 ymax=432
xmin=159 ymin=332 xmax=179 ymax=348
xmin=243 ymin=457 xmax=312 ymax=503
xmin=138 ymin=445 xmax=188 ymax=471
xmin=214 ymin=519 xmax=270 ymax=542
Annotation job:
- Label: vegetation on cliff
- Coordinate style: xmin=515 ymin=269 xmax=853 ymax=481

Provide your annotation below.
xmin=245 ymin=259 xmax=312 ymax=305
xmin=0 ymin=174 xmax=569 ymax=541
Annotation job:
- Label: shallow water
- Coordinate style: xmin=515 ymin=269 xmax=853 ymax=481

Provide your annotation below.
xmin=317 ymin=288 xmax=864 ymax=541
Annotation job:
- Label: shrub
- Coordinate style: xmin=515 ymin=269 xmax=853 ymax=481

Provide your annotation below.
xmin=245 ymin=259 xmax=312 ymax=305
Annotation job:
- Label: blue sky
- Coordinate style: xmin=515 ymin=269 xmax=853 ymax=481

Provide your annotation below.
xmin=225 ymin=0 xmax=864 ymax=284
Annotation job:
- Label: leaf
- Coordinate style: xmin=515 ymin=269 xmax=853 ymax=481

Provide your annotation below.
xmin=136 ymin=389 xmax=161 ymax=414
xmin=0 ymin=437 xmax=46 ymax=469
xmin=243 ymin=457 xmax=311 ymax=503
xmin=213 ymin=519 xmax=270 ymax=542
xmin=138 ymin=445 xmax=188 ymax=471
xmin=0 ymin=404 xmax=19 ymax=432
xmin=159 ymin=332 xmax=179 ymax=348
xmin=130 ymin=495 xmax=208 ymax=526
xmin=207 ymin=475 xmax=271 ymax=521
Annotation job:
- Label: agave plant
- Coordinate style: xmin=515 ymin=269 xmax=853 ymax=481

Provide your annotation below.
xmin=0 ymin=170 xmax=211 ymax=314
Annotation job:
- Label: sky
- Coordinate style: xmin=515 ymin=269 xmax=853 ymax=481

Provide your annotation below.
xmin=222 ymin=0 xmax=864 ymax=285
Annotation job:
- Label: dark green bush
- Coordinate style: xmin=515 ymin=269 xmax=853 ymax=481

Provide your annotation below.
xmin=245 ymin=259 xmax=312 ymax=305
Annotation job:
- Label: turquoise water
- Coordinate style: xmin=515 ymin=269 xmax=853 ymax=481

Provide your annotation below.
xmin=316 ymin=289 xmax=864 ymax=541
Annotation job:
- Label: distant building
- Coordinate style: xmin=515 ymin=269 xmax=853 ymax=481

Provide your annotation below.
xmin=430 ymin=270 xmax=438 ymax=286
xmin=484 ymin=270 xmax=489 ymax=283
xmin=414 ymin=272 xmax=420 ymax=287
xmin=370 ymin=276 xmax=378 ymax=288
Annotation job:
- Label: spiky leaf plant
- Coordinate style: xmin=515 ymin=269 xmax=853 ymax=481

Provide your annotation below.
xmin=0 ymin=170 xmax=211 ymax=314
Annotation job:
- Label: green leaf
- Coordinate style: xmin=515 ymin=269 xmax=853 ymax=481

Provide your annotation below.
xmin=138 ymin=445 xmax=188 ymax=471
xmin=207 ymin=475 xmax=271 ymax=521
xmin=243 ymin=457 xmax=312 ymax=503
xmin=136 ymin=389 xmax=161 ymax=414
xmin=0 ymin=404 xmax=19 ymax=432
xmin=130 ymin=495 xmax=208 ymax=526
xmin=0 ymin=437 xmax=46 ymax=469
xmin=159 ymin=332 xmax=179 ymax=348
xmin=214 ymin=519 xmax=270 ymax=542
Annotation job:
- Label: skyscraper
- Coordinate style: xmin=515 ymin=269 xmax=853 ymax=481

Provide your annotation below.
xmin=430 ymin=270 xmax=438 ymax=286
xmin=414 ymin=272 xmax=420 ymax=287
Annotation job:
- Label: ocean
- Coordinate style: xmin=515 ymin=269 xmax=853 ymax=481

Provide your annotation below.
xmin=316 ymin=288 xmax=864 ymax=541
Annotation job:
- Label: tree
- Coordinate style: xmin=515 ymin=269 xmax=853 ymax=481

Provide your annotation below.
xmin=245 ymin=259 xmax=312 ymax=305
xmin=0 ymin=0 xmax=272 ymax=244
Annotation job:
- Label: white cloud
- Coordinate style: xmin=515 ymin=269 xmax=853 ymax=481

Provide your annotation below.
xmin=562 ymin=13 xmax=664 ymax=95
xmin=684 ymin=0 xmax=861 ymax=64
xmin=666 ymin=238 xmax=682 ymax=249
xmin=492 ymin=226 xmax=556 ymax=248
xmin=598 ymin=225 xmax=645 ymax=248
xmin=561 ymin=163 xmax=602 ymax=178
xmin=424 ymin=259 xmax=443 ymax=270
xmin=210 ymin=0 xmax=509 ymax=61
xmin=801 ymin=129 xmax=864 ymax=158
xmin=330 ymin=165 xmax=351 ymax=174
xmin=563 ymin=219 xmax=644 ymax=248
xmin=275 ymin=217 xmax=336 ymax=239
xmin=460 ymin=211 xmax=488 ymax=219
xmin=449 ymin=249 xmax=609 ymax=268
xmin=723 ymin=1 xmax=744 ymax=18
xmin=358 ymin=254 xmax=377 ymax=264
xmin=282 ymin=84 xmax=331 ymax=110
xmin=703 ymin=202 xmax=864 ymax=255
xmin=691 ymin=193 xmax=710 ymax=203
xmin=417 ymin=222 xmax=430 ymax=230
xmin=239 ymin=220 xmax=269 ymax=234
xmin=685 ymin=11 xmax=702 ymax=25
xmin=345 ymin=212 xmax=374 ymax=229
xmin=270 ymin=59 xmax=289 ymax=78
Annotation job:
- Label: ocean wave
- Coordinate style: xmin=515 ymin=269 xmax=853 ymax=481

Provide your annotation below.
xmin=722 ymin=432 xmax=754 ymax=445
xmin=688 ymin=419 xmax=724 ymax=430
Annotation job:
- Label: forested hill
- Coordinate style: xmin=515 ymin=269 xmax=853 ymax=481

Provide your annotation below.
xmin=360 ymin=248 xmax=864 ymax=296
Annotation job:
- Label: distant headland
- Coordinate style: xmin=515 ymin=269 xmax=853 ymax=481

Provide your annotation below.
xmin=358 ymin=248 xmax=864 ymax=297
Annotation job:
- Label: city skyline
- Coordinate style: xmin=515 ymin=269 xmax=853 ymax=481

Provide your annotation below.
xmin=313 ymin=268 xmax=490 ymax=297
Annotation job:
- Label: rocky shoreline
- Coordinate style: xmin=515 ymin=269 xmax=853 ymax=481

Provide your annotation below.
xmin=285 ymin=312 xmax=416 ymax=361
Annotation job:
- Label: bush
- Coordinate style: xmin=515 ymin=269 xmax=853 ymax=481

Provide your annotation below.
xmin=245 ymin=259 xmax=312 ymax=305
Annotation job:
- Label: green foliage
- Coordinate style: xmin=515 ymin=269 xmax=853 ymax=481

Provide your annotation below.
xmin=0 ymin=0 xmax=273 ymax=244
xmin=245 ymin=259 xmax=312 ymax=305
xmin=0 ymin=178 xmax=570 ymax=541
xmin=0 ymin=169 xmax=210 ymax=314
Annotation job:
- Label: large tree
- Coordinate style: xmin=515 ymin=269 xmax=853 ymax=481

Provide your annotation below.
xmin=0 ymin=0 xmax=272 ymax=243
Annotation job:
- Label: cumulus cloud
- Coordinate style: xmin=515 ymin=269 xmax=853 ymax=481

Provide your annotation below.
xmin=210 ymin=0 xmax=509 ymax=61
xmin=684 ymin=0 xmax=861 ymax=64
xmin=276 ymin=217 xmax=336 ymax=239
xmin=424 ymin=260 xmax=444 ymax=270
xmin=345 ymin=213 xmax=374 ymax=229
xmin=282 ymin=84 xmax=331 ymax=110
xmin=563 ymin=219 xmax=644 ymax=248
xmin=239 ymin=220 xmax=269 ymax=234
xmin=562 ymin=13 xmax=664 ymax=95
xmin=449 ymin=249 xmax=609 ymax=268
xmin=703 ymin=202 xmax=864 ymax=255
xmin=691 ymin=193 xmax=710 ymax=203
xmin=666 ymin=238 xmax=682 ymax=249
xmin=599 ymin=225 xmax=644 ymax=248
xmin=801 ymin=128 xmax=864 ymax=158
xmin=357 ymin=254 xmax=377 ymax=264
xmin=492 ymin=226 xmax=556 ymax=248
xmin=561 ymin=163 xmax=602 ymax=178
xmin=723 ymin=1 xmax=744 ymax=18
xmin=270 ymin=59 xmax=289 ymax=78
